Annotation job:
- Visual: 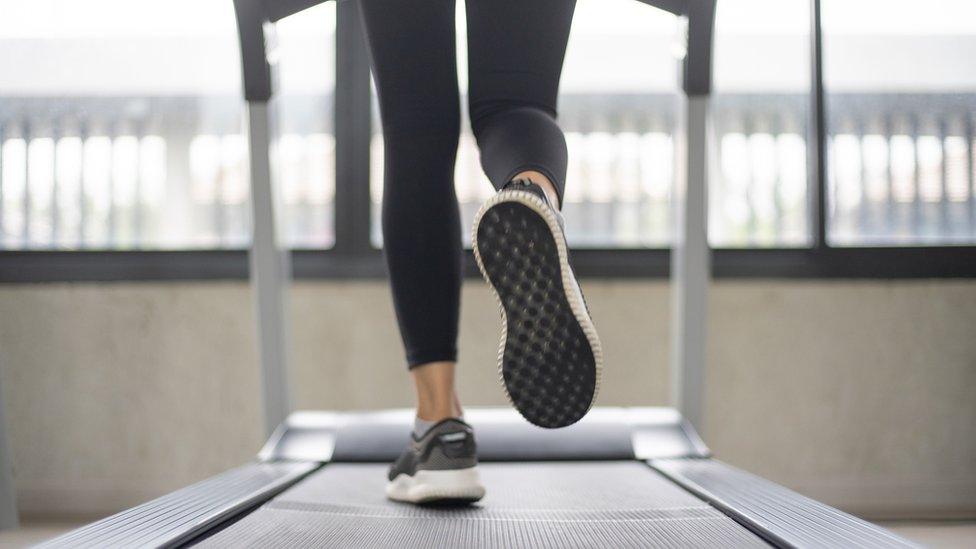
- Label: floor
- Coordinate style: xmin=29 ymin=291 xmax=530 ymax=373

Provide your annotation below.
xmin=0 ymin=522 xmax=83 ymax=548
xmin=876 ymin=521 xmax=976 ymax=548
xmin=1 ymin=519 xmax=974 ymax=548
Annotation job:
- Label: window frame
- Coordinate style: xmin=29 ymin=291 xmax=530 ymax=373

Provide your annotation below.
xmin=0 ymin=0 xmax=974 ymax=283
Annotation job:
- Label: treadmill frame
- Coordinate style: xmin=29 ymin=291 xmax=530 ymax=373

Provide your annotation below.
xmin=0 ymin=375 xmax=16 ymax=530
xmin=37 ymin=407 xmax=918 ymax=548
xmin=234 ymin=0 xmax=716 ymax=444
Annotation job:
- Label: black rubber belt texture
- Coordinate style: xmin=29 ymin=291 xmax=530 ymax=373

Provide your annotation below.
xmin=651 ymin=458 xmax=921 ymax=549
xmin=194 ymin=461 xmax=770 ymax=548
xmin=37 ymin=461 xmax=318 ymax=549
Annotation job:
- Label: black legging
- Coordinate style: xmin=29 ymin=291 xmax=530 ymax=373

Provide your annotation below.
xmin=359 ymin=0 xmax=576 ymax=368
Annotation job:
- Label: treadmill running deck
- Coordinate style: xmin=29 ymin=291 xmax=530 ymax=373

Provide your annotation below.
xmin=195 ymin=462 xmax=769 ymax=548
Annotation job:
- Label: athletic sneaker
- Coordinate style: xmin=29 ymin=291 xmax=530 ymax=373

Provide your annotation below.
xmin=386 ymin=418 xmax=486 ymax=504
xmin=472 ymin=179 xmax=602 ymax=429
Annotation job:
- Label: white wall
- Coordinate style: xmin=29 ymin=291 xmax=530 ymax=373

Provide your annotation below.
xmin=1 ymin=279 xmax=974 ymax=520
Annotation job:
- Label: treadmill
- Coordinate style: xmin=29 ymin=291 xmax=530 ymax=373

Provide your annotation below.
xmin=36 ymin=1 xmax=919 ymax=547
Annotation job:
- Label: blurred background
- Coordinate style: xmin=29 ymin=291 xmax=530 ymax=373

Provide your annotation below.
xmin=0 ymin=0 xmax=974 ymax=546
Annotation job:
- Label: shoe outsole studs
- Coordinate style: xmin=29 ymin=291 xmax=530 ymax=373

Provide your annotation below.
xmin=473 ymin=191 xmax=602 ymax=429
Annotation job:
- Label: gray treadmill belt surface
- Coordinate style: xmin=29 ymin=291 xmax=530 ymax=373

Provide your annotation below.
xmin=195 ymin=462 xmax=769 ymax=548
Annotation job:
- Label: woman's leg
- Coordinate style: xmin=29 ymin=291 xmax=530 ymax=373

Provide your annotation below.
xmin=359 ymin=0 xmax=463 ymax=422
xmin=466 ymin=0 xmax=577 ymax=208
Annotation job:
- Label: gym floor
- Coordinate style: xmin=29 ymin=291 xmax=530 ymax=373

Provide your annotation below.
xmin=2 ymin=520 xmax=974 ymax=548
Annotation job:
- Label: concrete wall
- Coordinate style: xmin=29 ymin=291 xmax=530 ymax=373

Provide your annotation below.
xmin=1 ymin=279 xmax=974 ymax=520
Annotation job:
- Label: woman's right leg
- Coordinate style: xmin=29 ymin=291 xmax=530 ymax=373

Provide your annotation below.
xmin=466 ymin=0 xmax=576 ymax=205
xmin=467 ymin=0 xmax=603 ymax=430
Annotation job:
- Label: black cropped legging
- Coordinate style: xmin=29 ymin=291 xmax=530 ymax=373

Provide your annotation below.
xmin=359 ymin=0 xmax=576 ymax=368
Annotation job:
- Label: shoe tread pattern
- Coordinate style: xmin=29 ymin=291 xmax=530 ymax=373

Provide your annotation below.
xmin=476 ymin=201 xmax=597 ymax=429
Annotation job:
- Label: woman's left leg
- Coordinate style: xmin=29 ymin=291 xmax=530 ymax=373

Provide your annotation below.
xmin=359 ymin=0 xmax=485 ymax=505
xmin=359 ymin=0 xmax=464 ymax=423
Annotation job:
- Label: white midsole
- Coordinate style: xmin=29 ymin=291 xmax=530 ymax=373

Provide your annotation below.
xmin=386 ymin=467 xmax=486 ymax=503
xmin=471 ymin=190 xmax=604 ymax=411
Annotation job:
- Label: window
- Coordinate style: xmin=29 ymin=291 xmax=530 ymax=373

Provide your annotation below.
xmin=0 ymin=0 xmax=244 ymax=249
xmin=367 ymin=0 xmax=816 ymax=250
xmin=558 ymin=0 xmax=680 ymax=247
xmin=2 ymin=0 xmax=973 ymax=280
xmin=0 ymin=0 xmax=336 ymax=250
xmin=822 ymin=0 xmax=976 ymax=245
xmin=711 ymin=0 xmax=811 ymax=247
xmin=273 ymin=3 xmax=338 ymax=249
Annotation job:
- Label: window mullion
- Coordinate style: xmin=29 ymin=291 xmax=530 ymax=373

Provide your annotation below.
xmin=333 ymin=0 xmax=373 ymax=255
xmin=809 ymin=0 xmax=829 ymax=249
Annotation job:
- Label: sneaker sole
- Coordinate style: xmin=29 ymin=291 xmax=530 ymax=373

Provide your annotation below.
xmin=472 ymin=190 xmax=602 ymax=429
xmin=386 ymin=467 xmax=486 ymax=504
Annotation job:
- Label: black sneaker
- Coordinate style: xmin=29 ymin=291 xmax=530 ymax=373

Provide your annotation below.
xmin=472 ymin=179 xmax=602 ymax=429
xmin=386 ymin=418 xmax=485 ymax=504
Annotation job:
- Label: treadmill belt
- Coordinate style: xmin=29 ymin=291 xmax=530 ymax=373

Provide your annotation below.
xmin=195 ymin=462 xmax=769 ymax=548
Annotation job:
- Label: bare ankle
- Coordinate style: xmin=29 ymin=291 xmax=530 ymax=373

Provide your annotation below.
xmin=411 ymin=361 xmax=462 ymax=420
xmin=514 ymin=170 xmax=560 ymax=210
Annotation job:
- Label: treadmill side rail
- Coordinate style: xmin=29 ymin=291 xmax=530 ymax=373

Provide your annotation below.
xmin=36 ymin=461 xmax=318 ymax=549
xmin=651 ymin=458 xmax=921 ymax=549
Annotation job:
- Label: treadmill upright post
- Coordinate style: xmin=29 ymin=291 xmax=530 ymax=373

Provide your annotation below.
xmin=234 ymin=0 xmax=293 ymax=436
xmin=669 ymin=0 xmax=716 ymax=434
xmin=0 ymin=375 xmax=18 ymax=530
xmin=247 ymin=101 xmax=293 ymax=437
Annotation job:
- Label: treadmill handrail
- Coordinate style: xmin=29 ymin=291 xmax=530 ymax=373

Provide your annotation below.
xmin=682 ymin=0 xmax=716 ymax=96
xmin=263 ymin=0 xmax=334 ymax=23
xmin=232 ymin=0 xmax=716 ymax=101
xmin=636 ymin=0 xmax=688 ymax=17
xmin=233 ymin=0 xmax=274 ymax=102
